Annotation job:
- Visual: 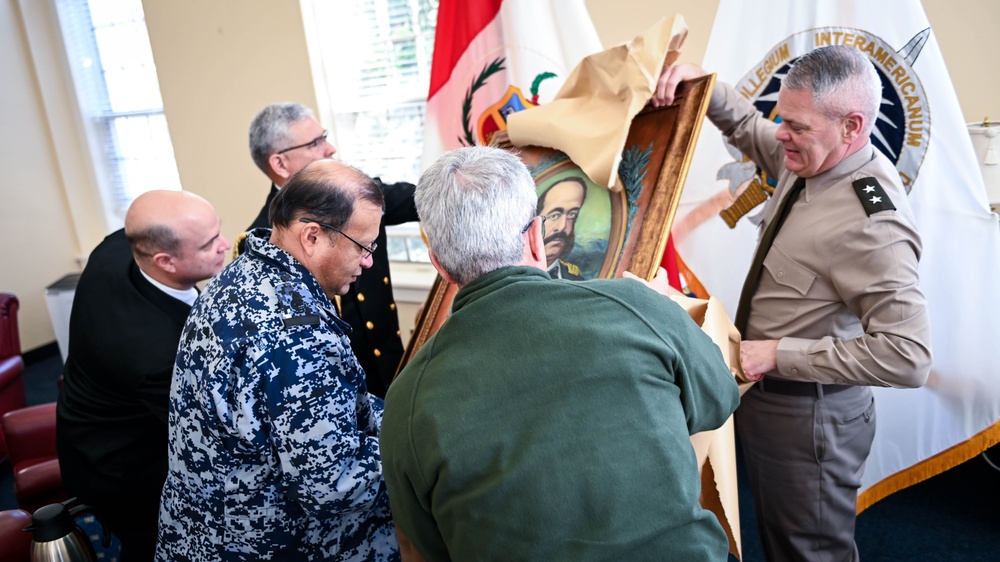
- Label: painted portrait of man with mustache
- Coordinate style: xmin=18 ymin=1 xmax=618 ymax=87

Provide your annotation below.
xmin=537 ymin=177 xmax=587 ymax=280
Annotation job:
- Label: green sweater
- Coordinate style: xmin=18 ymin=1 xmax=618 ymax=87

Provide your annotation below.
xmin=382 ymin=267 xmax=739 ymax=561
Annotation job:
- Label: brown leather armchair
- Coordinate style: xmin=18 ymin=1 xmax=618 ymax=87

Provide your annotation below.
xmin=0 ymin=293 xmax=27 ymax=463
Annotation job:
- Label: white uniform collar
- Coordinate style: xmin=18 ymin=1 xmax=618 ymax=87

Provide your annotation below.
xmin=139 ymin=268 xmax=199 ymax=306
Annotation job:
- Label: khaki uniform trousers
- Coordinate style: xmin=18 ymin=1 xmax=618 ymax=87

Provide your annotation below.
xmin=736 ymin=380 xmax=876 ymax=562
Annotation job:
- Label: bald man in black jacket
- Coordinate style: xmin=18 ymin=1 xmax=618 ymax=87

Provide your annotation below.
xmin=57 ymin=190 xmax=230 ymax=561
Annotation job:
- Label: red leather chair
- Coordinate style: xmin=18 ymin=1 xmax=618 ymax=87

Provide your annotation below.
xmin=0 ymin=293 xmax=27 ymax=463
xmin=0 ymin=508 xmax=33 ymax=561
xmin=1 ymin=402 xmax=67 ymax=513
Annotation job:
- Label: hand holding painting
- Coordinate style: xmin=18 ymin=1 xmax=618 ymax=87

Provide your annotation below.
xmin=622 ymin=267 xmax=682 ymax=297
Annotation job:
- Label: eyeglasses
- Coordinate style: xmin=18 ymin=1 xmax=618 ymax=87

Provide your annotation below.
xmin=277 ymin=131 xmax=329 ymax=154
xmin=299 ymin=217 xmax=377 ymax=258
xmin=521 ymin=215 xmax=547 ymax=236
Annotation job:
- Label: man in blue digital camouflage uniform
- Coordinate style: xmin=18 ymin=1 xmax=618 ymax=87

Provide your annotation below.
xmin=156 ymin=160 xmax=399 ymax=561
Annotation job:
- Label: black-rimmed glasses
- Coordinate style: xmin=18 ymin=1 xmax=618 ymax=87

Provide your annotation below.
xmin=299 ymin=217 xmax=377 ymax=258
xmin=521 ymin=215 xmax=547 ymax=236
xmin=277 ymin=131 xmax=329 ymax=154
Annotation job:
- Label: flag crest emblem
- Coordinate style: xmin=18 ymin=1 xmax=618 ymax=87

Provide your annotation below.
xmin=458 ymin=56 xmax=556 ymax=146
xmin=734 ymin=27 xmax=930 ymax=193
xmin=477 ymin=85 xmax=537 ymax=145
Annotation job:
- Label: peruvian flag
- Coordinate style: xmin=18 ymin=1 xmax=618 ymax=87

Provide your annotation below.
xmin=421 ymin=0 xmax=602 ymax=169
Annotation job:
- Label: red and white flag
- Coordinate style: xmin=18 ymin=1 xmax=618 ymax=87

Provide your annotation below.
xmin=676 ymin=0 xmax=1000 ymax=509
xmin=421 ymin=0 xmax=602 ymax=169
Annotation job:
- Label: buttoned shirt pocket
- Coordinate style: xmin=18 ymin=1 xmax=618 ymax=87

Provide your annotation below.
xmin=756 ymin=246 xmax=816 ymax=325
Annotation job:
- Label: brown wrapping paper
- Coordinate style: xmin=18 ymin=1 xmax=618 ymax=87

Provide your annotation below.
xmin=672 ymin=294 xmax=755 ymax=560
xmin=506 ymin=15 xmax=689 ymax=190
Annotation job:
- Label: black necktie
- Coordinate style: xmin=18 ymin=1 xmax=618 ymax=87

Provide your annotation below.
xmin=734 ymin=176 xmax=806 ymax=335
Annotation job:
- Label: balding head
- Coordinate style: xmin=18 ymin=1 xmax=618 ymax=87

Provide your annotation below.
xmin=269 ymin=160 xmax=384 ymax=231
xmin=125 ymin=190 xmax=231 ymax=290
xmin=268 ymin=159 xmax=386 ymax=298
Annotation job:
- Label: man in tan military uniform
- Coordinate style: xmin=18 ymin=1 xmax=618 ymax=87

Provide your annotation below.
xmin=653 ymin=46 xmax=932 ymax=561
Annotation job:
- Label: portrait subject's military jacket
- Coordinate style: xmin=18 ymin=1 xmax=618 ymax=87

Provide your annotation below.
xmin=156 ymin=229 xmax=398 ymax=561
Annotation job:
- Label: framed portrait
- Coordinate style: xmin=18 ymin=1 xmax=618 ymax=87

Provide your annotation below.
xmin=397 ymin=74 xmax=716 ymax=374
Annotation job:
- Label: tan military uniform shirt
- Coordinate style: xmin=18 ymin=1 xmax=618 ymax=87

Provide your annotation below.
xmin=708 ymin=83 xmax=932 ymax=388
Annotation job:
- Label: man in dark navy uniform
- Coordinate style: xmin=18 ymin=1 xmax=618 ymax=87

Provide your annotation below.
xmin=244 ymin=102 xmax=418 ymax=396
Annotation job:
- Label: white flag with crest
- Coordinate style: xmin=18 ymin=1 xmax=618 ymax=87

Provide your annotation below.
xmin=674 ymin=0 xmax=1000 ymax=508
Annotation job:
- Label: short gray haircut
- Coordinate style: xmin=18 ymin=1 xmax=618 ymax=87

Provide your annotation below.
xmin=248 ymin=102 xmax=315 ymax=173
xmin=416 ymin=146 xmax=537 ymax=286
xmin=783 ymin=45 xmax=882 ymax=135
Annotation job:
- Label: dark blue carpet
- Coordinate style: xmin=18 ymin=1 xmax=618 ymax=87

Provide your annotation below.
xmin=729 ymin=432 xmax=998 ymax=561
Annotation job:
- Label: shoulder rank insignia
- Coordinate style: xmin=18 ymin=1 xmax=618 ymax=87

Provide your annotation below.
xmin=562 ymin=260 xmax=581 ymax=277
xmin=852 ymin=177 xmax=896 ymax=216
xmin=275 ymin=281 xmax=321 ymax=328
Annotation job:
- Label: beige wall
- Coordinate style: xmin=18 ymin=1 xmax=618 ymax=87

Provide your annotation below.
xmin=141 ymin=0 xmax=319 ymax=255
xmin=2 ymin=0 xmax=998 ymax=351
xmin=586 ymin=0 xmax=718 ymax=68
xmin=1 ymin=0 xmax=90 ymax=351
xmin=922 ymin=0 xmax=1000 ymax=122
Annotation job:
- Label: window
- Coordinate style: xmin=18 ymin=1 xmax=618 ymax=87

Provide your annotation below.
xmin=55 ymin=0 xmax=181 ymax=219
xmin=304 ymin=0 xmax=438 ymax=183
xmin=385 ymin=222 xmax=431 ymax=263
xmin=304 ymin=0 xmax=438 ymax=264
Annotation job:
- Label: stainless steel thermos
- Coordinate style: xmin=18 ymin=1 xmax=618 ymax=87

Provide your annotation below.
xmin=24 ymin=501 xmax=98 ymax=562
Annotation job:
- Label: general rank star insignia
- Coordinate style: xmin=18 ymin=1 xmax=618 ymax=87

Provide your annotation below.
xmin=852 ymin=177 xmax=896 ymax=216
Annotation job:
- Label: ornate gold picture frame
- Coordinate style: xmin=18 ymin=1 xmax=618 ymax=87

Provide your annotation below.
xmin=397 ymin=74 xmax=716 ymax=375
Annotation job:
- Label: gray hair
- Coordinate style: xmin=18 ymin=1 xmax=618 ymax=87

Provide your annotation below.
xmin=248 ymin=102 xmax=315 ymax=173
xmin=416 ymin=146 xmax=537 ymax=286
xmin=783 ymin=45 xmax=881 ymax=135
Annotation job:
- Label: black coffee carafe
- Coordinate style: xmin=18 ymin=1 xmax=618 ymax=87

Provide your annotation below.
xmin=23 ymin=499 xmax=98 ymax=562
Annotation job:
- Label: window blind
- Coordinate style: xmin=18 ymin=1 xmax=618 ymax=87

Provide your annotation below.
xmin=55 ymin=0 xmax=181 ymax=216
xmin=306 ymin=0 xmax=438 ymax=181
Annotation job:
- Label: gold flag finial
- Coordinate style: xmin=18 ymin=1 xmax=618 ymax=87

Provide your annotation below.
xmin=719 ymin=177 xmax=774 ymax=228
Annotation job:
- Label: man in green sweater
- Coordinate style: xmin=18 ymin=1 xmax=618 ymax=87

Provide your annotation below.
xmin=381 ymin=146 xmax=740 ymax=561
